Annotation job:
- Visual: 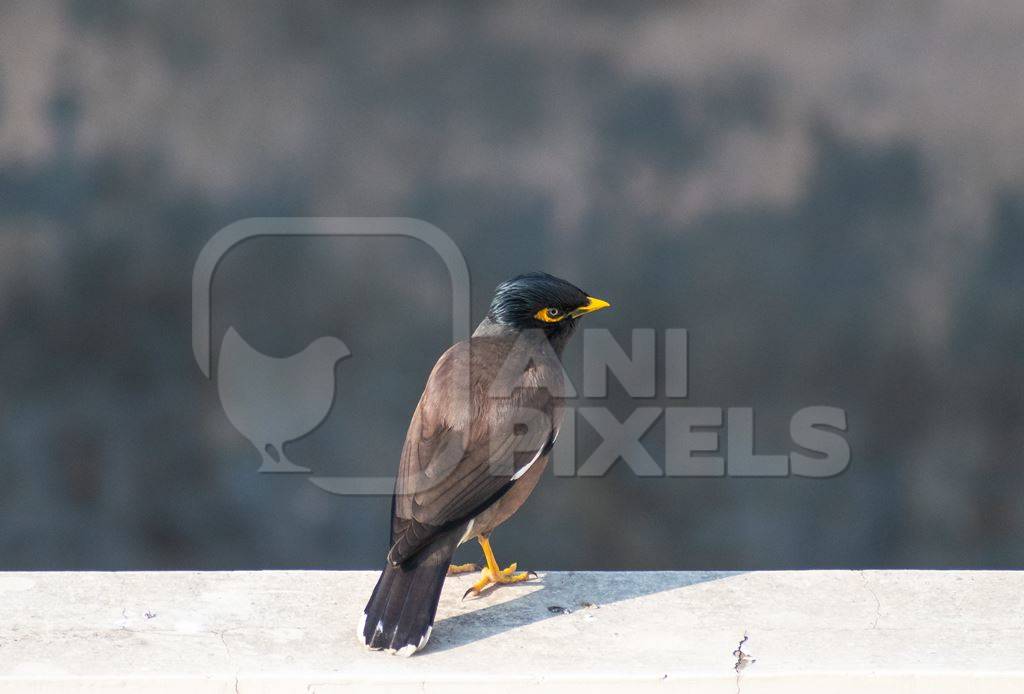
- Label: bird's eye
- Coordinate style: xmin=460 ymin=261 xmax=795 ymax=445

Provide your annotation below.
xmin=534 ymin=306 xmax=565 ymax=323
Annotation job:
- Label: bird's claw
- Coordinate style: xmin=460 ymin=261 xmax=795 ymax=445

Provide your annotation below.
xmin=460 ymin=562 xmax=536 ymax=600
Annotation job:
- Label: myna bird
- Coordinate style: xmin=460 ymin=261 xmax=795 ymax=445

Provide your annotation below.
xmin=359 ymin=272 xmax=610 ymax=655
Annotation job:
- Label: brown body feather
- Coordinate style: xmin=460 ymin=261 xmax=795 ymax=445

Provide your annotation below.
xmin=390 ymin=327 xmax=566 ymax=563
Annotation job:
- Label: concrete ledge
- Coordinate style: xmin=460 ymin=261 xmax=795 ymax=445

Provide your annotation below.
xmin=0 ymin=570 xmax=1022 ymax=692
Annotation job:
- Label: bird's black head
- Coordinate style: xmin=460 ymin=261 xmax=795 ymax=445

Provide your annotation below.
xmin=487 ymin=272 xmax=610 ymax=334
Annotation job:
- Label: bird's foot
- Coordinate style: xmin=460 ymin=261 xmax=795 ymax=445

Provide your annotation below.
xmin=462 ymin=563 xmax=537 ymax=599
xmin=447 ymin=563 xmax=479 ymax=576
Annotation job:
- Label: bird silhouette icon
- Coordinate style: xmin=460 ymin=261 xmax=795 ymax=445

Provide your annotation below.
xmin=217 ymin=326 xmax=349 ymax=472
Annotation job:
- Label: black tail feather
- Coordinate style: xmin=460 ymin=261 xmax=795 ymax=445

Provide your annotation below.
xmin=359 ymin=529 xmax=460 ymax=655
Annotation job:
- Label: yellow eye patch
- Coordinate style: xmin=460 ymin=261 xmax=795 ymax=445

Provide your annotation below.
xmin=534 ymin=297 xmax=611 ymax=323
xmin=534 ymin=307 xmax=566 ymax=323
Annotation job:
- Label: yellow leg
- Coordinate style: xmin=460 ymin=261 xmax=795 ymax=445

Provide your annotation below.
xmin=462 ymin=535 xmax=536 ymax=599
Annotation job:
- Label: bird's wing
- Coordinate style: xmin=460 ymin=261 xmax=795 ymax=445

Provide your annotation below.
xmin=387 ymin=338 xmax=559 ymax=565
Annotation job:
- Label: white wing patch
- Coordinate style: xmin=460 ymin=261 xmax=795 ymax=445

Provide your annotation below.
xmin=511 ymin=428 xmax=558 ymax=481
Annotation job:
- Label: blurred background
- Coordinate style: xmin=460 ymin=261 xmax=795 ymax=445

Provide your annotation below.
xmin=1 ymin=1 xmax=1022 ymax=571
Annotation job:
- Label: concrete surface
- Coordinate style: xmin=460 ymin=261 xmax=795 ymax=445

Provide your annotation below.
xmin=0 ymin=570 xmax=1021 ymax=692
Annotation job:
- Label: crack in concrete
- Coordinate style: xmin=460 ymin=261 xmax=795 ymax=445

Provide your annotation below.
xmin=859 ymin=571 xmax=881 ymax=629
xmin=216 ymin=629 xmax=240 ymax=694
xmin=732 ymin=631 xmax=755 ymax=694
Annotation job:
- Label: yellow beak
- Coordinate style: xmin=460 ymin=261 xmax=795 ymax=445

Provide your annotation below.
xmin=570 ymin=296 xmax=611 ymax=318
